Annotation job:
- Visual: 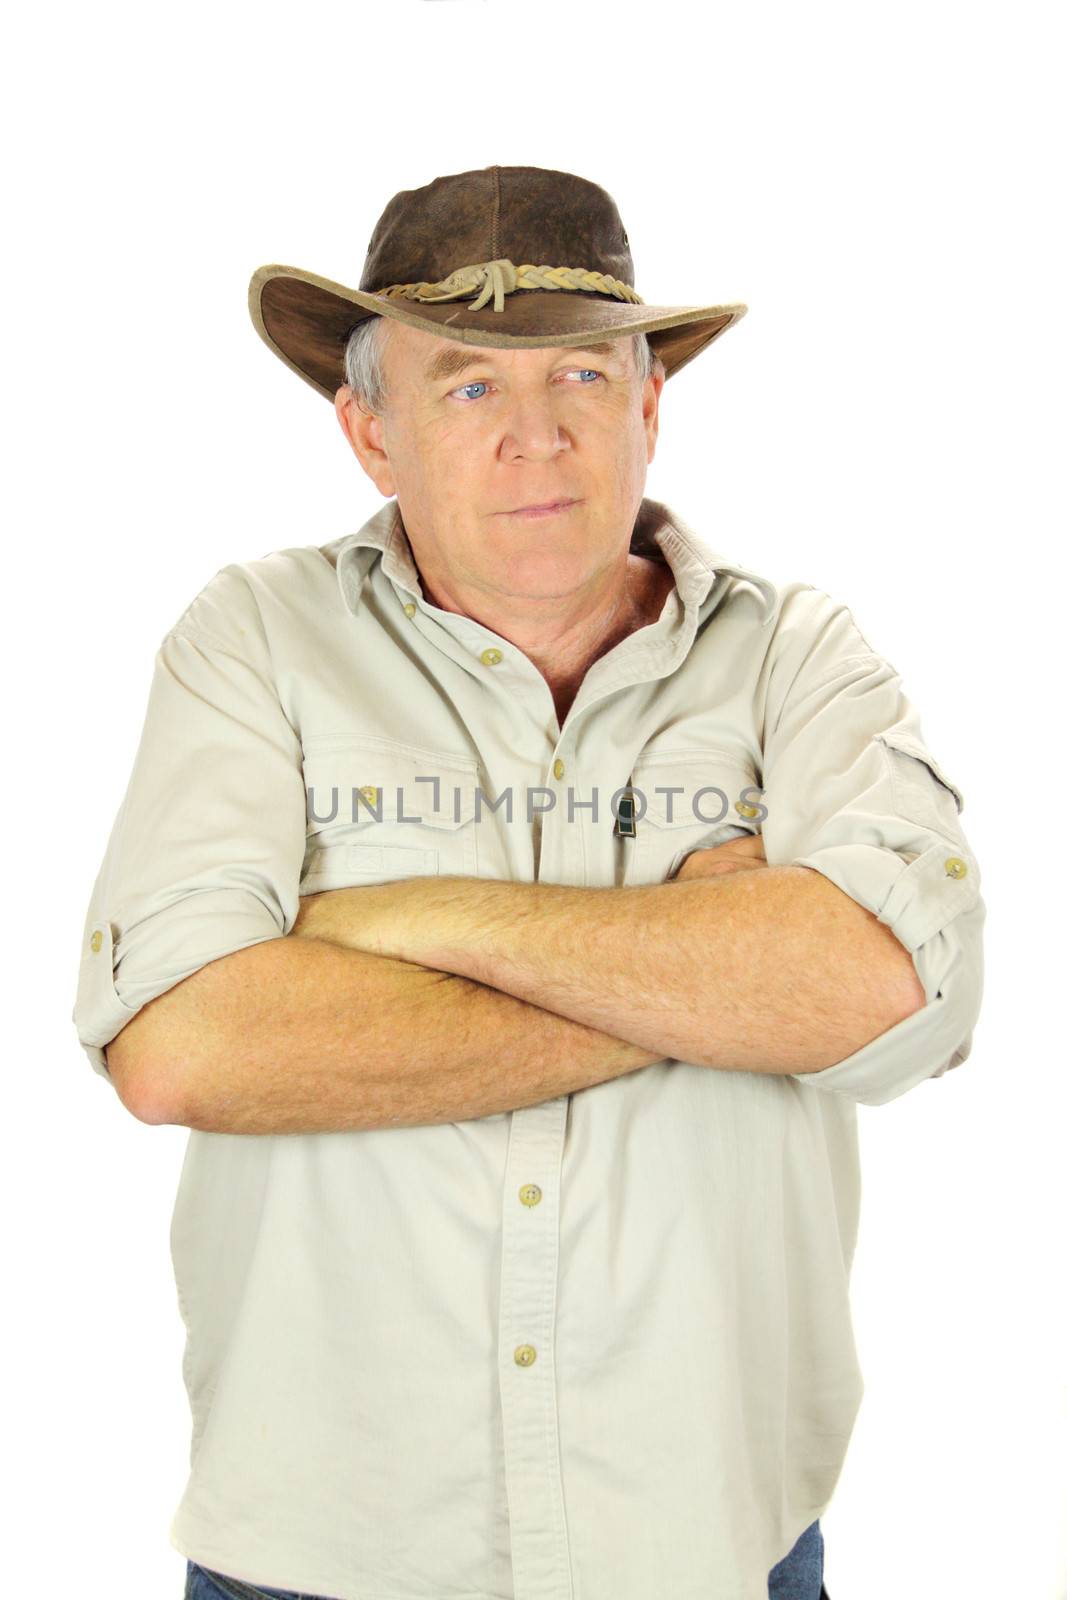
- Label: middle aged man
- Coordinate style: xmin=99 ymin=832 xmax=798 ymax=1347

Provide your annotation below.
xmin=73 ymin=165 xmax=985 ymax=1600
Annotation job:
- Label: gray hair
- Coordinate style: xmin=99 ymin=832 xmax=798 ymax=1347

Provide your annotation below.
xmin=342 ymin=315 xmax=662 ymax=417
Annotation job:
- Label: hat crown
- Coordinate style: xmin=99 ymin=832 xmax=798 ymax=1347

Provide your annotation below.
xmin=358 ymin=165 xmax=635 ymax=298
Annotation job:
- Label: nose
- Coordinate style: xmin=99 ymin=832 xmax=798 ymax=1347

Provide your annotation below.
xmin=500 ymin=399 xmax=573 ymax=462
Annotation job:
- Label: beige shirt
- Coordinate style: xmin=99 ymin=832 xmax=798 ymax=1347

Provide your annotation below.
xmin=72 ymin=496 xmax=985 ymax=1600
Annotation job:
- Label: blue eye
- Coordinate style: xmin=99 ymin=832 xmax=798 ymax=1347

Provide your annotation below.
xmin=452 ymin=369 xmax=604 ymax=403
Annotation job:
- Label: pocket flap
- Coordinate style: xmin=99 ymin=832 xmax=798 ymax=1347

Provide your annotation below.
xmin=302 ymin=736 xmax=483 ymax=832
xmin=630 ymin=752 xmax=765 ymax=829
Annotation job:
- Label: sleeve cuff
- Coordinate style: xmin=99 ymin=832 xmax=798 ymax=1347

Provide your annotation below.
xmin=786 ymin=841 xmax=985 ymax=1106
xmin=72 ymin=889 xmax=287 ymax=1087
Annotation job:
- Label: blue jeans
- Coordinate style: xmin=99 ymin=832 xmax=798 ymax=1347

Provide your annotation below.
xmin=185 ymin=1520 xmax=826 ymax=1598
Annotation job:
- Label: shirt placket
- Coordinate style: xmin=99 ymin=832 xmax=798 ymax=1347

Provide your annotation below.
xmin=497 ymin=1093 xmax=573 ymax=1599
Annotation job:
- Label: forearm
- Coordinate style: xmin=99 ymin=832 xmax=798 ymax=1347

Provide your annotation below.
xmin=310 ymin=867 xmax=926 ymax=1075
xmin=137 ymin=933 xmax=662 ymax=1135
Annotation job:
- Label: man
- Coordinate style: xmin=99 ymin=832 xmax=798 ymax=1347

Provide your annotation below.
xmin=73 ymin=165 xmax=984 ymax=1600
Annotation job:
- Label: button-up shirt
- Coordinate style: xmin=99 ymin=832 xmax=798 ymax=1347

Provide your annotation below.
xmin=72 ymin=495 xmax=985 ymax=1600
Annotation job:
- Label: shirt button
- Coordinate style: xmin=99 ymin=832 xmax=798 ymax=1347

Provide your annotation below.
xmin=514 ymin=1344 xmax=538 ymax=1367
xmin=735 ymin=801 xmax=760 ymax=818
xmin=90 ymin=929 xmax=103 ymax=953
xmin=359 ymin=785 xmax=379 ymax=806
xmin=552 ymin=758 xmax=565 ymax=780
xmin=519 ymin=1183 xmax=542 ymax=1207
xmin=403 ymin=602 xmax=416 ymax=617
xmin=944 ymin=856 xmax=968 ymax=879
xmin=480 ymin=647 xmax=503 ymax=666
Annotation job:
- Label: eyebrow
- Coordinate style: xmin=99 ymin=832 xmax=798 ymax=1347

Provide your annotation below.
xmin=423 ymin=340 xmax=624 ymax=386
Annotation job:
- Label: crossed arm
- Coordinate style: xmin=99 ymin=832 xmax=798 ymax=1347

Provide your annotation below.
xmin=111 ymin=836 xmax=924 ymax=1129
xmin=291 ymin=836 xmax=925 ymax=1076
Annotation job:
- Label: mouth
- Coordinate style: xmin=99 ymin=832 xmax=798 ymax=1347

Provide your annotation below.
xmin=499 ymin=498 xmax=581 ymax=519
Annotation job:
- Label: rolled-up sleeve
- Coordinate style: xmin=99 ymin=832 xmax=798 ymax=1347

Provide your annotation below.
xmin=759 ymin=590 xmax=985 ymax=1106
xmin=72 ymin=568 xmax=308 ymax=1089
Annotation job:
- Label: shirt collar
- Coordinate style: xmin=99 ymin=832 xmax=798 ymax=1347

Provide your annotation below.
xmin=333 ymin=497 xmax=778 ymax=624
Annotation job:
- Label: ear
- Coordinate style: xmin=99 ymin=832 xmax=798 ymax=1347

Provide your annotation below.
xmin=643 ymin=360 xmax=665 ymax=463
xmin=334 ymin=385 xmax=396 ymax=497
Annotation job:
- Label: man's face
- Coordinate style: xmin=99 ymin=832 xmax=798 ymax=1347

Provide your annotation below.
xmin=335 ymin=318 xmax=664 ymax=615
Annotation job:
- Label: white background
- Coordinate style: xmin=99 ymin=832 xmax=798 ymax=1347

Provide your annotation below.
xmin=5 ymin=1 xmax=1064 ymax=1595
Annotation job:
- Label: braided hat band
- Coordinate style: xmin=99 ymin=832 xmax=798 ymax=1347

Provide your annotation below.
xmin=248 ymin=164 xmax=746 ymax=402
xmin=375 ymin=257 xmax=644 ymax=315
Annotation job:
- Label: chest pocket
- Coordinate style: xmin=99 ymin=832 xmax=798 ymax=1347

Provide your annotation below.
xmin=627 ymin=750 xmax=766 ymax=886
xmin=300 ymin=736 xmax=482 ymax=888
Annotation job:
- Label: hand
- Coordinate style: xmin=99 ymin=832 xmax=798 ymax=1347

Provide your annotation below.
xmin=671 ymin=831 xmax=768 ymax=882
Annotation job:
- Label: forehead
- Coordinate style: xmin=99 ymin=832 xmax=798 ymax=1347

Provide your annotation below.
xmin=384 ymin=319 xmax=631 ymax=383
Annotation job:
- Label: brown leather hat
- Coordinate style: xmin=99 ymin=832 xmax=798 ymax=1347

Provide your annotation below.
xmin=248 ymin=164 xmax=747 ymax=403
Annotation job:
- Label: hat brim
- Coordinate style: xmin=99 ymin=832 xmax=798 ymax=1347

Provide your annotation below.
xmin=248 ymin=264 xmax=747 ymax=403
